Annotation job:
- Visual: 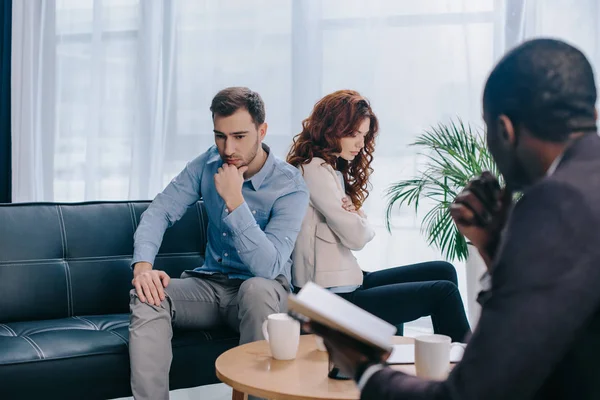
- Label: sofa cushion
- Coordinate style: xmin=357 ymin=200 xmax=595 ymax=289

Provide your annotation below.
xmin=0 ymin=314 xmax=129 ymax=365
xmin=0 ymin=314 xmax=237 ymax=365
xmin=0 ymin=314 xmax=239 ymax=399
xmin=0 ymin=205 xmax=64 ymax=262
xmin=0 ymin=260 xmax=71 ymax=323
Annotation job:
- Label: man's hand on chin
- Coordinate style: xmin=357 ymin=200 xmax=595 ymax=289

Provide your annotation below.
xmin=215 ymin=164 xmax=248 ymax=212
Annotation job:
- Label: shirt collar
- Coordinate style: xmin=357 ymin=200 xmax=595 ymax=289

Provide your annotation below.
xmin=546 ymin=152 xmax=564 ymax=177
xmin=247 ymin=143 xmax=273 ymax=191
xmin=546 ymin=134 xmax=594 ymax=177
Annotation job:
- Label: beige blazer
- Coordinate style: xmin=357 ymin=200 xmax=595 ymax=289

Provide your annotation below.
xmin=292 ymin=157 xmax=375 ymax=288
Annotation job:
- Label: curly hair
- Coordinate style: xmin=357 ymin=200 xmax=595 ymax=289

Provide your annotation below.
xmin=287 ymin=90 xmax=379 ymax=209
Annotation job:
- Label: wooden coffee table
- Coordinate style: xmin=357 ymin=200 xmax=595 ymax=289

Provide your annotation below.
xmin=215 ymin=334 xmax=415 ymax=400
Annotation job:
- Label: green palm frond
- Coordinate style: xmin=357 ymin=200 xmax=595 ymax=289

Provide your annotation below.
xmin=385 ymin=118 xmax=501 ymax=261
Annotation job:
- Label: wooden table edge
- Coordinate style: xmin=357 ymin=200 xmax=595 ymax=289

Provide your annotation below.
xmin=216 ymin=367 xmax=342 ymax=400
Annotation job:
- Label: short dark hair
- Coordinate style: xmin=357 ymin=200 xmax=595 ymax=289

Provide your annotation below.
xmin=483 ymin=38 xmax=597 ymax=141
xmin=210 ymin=87 xmax=266 ymax=126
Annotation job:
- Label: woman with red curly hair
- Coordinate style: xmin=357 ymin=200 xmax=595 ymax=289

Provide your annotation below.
xmin=287 ymin=90 xmax=470 ymax=341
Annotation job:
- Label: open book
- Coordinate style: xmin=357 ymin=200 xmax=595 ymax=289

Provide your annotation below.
xmin=288 ymin=282 xmax=397 ymax=354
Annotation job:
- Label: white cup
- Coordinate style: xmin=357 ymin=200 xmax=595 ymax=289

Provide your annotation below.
xmin=261 ymin=313 xmax=300 ymax=360
xmin=414 ymin=334 xmax=465 ymax=380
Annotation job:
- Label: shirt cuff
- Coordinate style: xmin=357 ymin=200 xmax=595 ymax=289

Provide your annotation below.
xmin=357 ymin=364 xmax=385 ymax=391
xmin=132 ymin=243 xmax=159 ymax=268
xmin=480 ymin=270 xmax=492 ymax=291
xmin=222 ymin=201 xmax=257 ymax=235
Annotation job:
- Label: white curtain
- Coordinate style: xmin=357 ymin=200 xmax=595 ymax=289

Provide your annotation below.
xmin=11 ymin=0 xmax=600 ymax=284
xmin=12 ymin=0 xmax=56 ymax=202
xmin=511 ymin=0 xmax=600 ymax=65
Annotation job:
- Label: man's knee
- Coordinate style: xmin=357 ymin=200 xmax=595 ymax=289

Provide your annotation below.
xmin=237 ymin=277 xmax=283 ymax=312
xmin=129 ymin=289 xmax=173 ymax=322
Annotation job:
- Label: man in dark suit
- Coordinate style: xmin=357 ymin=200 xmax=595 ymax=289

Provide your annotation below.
xmin=309 ymin=38 xmax=600 ymax=399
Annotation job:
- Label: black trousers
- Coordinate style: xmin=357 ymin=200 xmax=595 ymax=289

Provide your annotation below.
xmin=339 ymin=261 xmax=471 ymax=342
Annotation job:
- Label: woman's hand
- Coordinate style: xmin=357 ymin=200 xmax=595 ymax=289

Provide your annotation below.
xmin=342 ymin=197 xmax=356 ymax=212
xmin=342 ymin=197 xmax=366 ymax=217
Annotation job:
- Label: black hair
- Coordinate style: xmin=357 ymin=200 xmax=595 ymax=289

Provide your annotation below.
xmin=483 ymin=38 xmax=597 ymax=141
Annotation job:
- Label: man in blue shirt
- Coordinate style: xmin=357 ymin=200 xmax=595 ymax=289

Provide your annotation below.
xmin=128 ymin=87 xmax=309 ymax=400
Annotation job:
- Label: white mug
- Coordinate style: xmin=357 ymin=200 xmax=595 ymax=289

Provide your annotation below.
xmin=414 ymin=334 xmax=465 ymax=380
xmin=261 ymin=313 xmax=300 ymax=360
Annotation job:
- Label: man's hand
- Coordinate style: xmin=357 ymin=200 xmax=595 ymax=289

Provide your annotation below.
xmin=132 ymin=262 xmax=170 ymax=306
xmin=214 ymin=164 xmax=248 ymax=212
xmin=449 ymin=171 xmax=513 ymax=267
xmin=304 ymin=321 xmax=388 ymax=380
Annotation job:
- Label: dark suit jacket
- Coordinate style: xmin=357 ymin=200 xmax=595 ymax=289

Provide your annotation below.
xmin=363 ymin=133 xmax=600 ymax=400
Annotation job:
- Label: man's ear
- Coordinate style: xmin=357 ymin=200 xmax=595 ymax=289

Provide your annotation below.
xmin=258 ymin=123 xmax=268 ymax=141
xmin=498 ymin=114 xmax=516 ymax=147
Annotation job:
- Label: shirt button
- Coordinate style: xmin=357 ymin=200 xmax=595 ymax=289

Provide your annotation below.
xmin=223 ymin=232 xmax=227 ymax=237
xmin=224 ymin=253 xmax=228 ymax=257
xmin=252 ymin=210 xmax=257 ymax=214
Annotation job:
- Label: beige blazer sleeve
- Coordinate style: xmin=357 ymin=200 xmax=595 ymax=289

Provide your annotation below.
xmin=302 ymin=159 xmax=375 ymax=250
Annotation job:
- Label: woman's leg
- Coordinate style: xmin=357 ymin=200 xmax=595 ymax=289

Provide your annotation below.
xmin=362 ymin=261 xmax=459 ymax=288
xmin=340 ymin=280 xmax=471 ymax=342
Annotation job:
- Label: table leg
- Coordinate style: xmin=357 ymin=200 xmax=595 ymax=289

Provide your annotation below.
xmin=232 ymin=389 xmax=246 ymax=400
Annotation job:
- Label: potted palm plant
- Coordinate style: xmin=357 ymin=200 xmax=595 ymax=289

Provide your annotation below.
xmin=384 ymin=119 xmax=502 ymax=326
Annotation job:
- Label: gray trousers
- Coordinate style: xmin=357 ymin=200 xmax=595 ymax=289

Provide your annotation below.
xmin=129 ymin=272 xmax=289 ymax=400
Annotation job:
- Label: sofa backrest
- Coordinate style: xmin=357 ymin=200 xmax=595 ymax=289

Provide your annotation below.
xmin=0 ymin=201 xmax=208 ymax=323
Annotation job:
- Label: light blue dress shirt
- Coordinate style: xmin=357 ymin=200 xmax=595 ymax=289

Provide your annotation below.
xmin=132 ymin=144 xmax=309 ymax=285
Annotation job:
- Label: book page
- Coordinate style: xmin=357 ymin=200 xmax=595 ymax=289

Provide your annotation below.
xmin=288 ymin=282 xmax=397 ymax=352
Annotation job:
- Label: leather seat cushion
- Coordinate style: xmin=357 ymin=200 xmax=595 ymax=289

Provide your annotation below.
xmin=0 ymin=314 xmax=239 ymax=399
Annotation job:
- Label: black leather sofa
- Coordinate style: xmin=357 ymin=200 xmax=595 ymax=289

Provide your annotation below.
xmin=0 ymin=201 xmax=239 ymax=399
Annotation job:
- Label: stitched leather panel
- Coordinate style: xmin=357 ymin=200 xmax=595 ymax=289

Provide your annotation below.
xmin=0 ymin=316 xmax=91 ymax=336
xmin=132 ymin=202 xmax=207 ymax=256
xmin=0 ymin=205 xmax=64 ymax=262
xmin=69 ymin=258 xmax=133 ymax=316
xmin=60 ymin=204 xmax=136 ymax=258
xmin=0 ymin=261 xmax=70 ymax=322
xmin=0 ymin=336 xmax=42 ymax=364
